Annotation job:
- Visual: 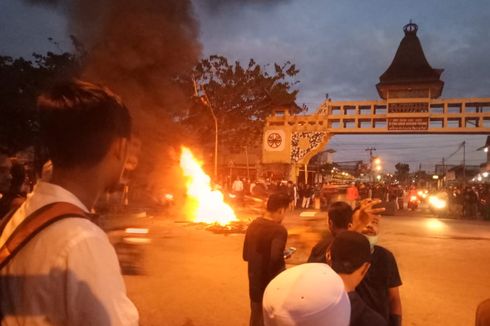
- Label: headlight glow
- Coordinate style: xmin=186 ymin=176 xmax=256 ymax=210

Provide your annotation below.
xmin=428 ymin=196 xmax=447 ymax=209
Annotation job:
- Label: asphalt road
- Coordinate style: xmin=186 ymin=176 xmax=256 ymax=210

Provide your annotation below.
xmin=121 ymin=209 xmax=490 ymax=326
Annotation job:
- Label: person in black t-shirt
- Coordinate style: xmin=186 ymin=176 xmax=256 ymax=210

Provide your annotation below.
xmin=308 ymin=201 xmax=352 ymax=264
xmin=330 ymin=231 xmax=387 ymax=326
xmin=307 ymin=199 xmax=385 ymax=264
xmin=243 ymin=193 xmax=291 ymax=326
xmin=357 ymin=217 xmax=402 ymax=326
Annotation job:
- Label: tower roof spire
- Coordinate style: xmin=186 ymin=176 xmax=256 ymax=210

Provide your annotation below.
xmin=376 ymin=22 xmax=444 ymax=99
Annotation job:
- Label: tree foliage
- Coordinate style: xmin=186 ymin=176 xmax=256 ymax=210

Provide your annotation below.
xmin=394 ymin=162 xmax=410 ymax=183
xmin=183 ymin=55 xmax=303 ymax=152
xmin=0 ymin=50 xmax=82 ymax=154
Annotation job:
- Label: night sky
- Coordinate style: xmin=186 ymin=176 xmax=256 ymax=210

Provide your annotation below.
xmin=2 ymin=0 xmax=490 ymax=172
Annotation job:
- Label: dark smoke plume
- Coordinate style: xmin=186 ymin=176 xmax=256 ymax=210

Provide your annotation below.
xmin=26 ymin=0 xmax=202 ymax=191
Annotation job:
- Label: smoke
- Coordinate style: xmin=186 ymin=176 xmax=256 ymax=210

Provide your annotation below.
xmin=26 ymin=0 xmax=202 ymax=190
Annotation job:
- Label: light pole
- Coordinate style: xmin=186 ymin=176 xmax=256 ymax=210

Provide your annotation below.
xmin=243 ymin=145 xmax=250 ymax=180
xmin=372 ymin=157 xmax=382 ymax=182
xmin=193 ymin=78 xmax=219 ymax=179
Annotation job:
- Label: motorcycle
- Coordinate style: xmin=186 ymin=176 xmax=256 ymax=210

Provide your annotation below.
xmin=428 ymin=193 xmax=448 ymax=218
xmin=408 ymin=195 xmax=419 ymax=211
xmin=103 ymin=212 xmax=153 ymax=275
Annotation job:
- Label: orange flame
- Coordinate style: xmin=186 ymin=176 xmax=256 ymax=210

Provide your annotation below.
xmin=180 ymin=147 xmax=237 ymax=225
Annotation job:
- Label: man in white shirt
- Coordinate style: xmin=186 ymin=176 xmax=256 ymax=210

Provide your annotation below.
xmin=232 ymin=177 xmax=244 ymax=193
xmin=0 ymin=80 xmax=139 ymax=325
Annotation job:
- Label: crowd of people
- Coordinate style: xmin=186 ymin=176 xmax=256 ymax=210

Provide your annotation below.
xmin=243 ymin=195 xmax=401 ymax=326
xmin=227 ymin=177 xmax=490 ymax=220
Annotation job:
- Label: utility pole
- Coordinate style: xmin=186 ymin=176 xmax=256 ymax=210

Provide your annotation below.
xmin=365 ymin=147 xmax=376 ymax=183
xmin=463 ymin=141 xmax=466 ymax=187
xmin=442 ymin=157 xmax=446 ymax=187
xmin=243 ymin=145 xmax=250 ymax=180
xmin=365 ymin=147 xmax=376 ymax=160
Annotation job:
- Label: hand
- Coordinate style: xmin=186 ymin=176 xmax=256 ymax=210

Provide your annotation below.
xmin=350 ymin=199 xmax=385 ymax=232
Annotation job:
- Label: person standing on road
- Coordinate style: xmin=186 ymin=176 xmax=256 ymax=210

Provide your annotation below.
xmin=347 ymin=182 xmax=360 ymax=209
xmin=232 ymin=176 xmax=245 ymax=204
xmin=302 ymin=184 xmax=314 ymax=208
xmin=0 ymin=80 xmax=139 ymax=325
xmin=308 ymin=201 xmax=353 ymax=264
xmin=243 ymin=193 xmax=291 ymax=326
xmin=463 ymin=186 xmax=478 ymax=219
xmin=308 ymin=199 xmax=384 ymax=264
xmin=357 ymin=217 xmax=402 ymax=326
xmin=330 ymin=231 xmax=387 ymax=326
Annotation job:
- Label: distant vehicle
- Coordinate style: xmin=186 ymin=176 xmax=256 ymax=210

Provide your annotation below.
xmin=106 ymin=224 xmax=151 ymax=275
xmin=408 ymin=195 xmax=419 ymax=211
xmin=427 ymin=192 xmax=448 ymax=218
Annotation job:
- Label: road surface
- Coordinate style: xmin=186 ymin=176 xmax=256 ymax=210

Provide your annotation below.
xmin=120 ymin=209 xmax=490 ymax=325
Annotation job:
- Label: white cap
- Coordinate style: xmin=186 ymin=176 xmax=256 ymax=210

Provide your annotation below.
xmin=263 ymin=263 xmax=350 ymax=326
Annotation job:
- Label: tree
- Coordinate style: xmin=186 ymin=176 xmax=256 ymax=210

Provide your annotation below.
xmin=183 ymin=55 xmax=303 ymax=154
xmin=0 ymin=49 xmax=82 ymax=155
xmin=394 ymin=162 xmax=410 ymax=184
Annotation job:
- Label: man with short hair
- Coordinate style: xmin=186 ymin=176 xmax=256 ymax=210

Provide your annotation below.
xmin=308 ymin=201 xmax=353 ymax=264
xmin=308 ymin=199 xmax=382 ymax=262
xmin=330 ymin=231 xmax=387 ymax=326
xmin=0 ymin=80 xmax=138 ymax=325
xmin=243 ymin=193 xmax=291 ymax=326
xmin=357 ymin=217 xmax=402 ymax=326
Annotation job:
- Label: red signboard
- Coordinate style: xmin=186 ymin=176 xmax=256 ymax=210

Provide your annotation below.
xmin=388 ymin=118 xmax=429 ymax=131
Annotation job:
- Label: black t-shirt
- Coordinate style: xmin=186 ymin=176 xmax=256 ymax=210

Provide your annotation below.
xmin=349 ymin=291 xmax=387 ymax=326
xmin=243 ymin=217 xmax=288 ymax=302
xmin=356 ymin=245 xmax=402 ymax=322
xmin=307 ymin=236 xmax=333 ymax=264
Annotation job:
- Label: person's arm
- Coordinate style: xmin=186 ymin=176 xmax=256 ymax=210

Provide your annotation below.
xmin=65 ymin=232 xmax=139 ymax=326
xmin=268 ymin=228 xmax=287 ymax=276
xmin=388 ymin=286 xmax=402 ymax=326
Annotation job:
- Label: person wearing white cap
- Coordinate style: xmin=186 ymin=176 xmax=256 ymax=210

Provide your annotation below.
xmin=262 ymin=263 xmax=350 ymax=326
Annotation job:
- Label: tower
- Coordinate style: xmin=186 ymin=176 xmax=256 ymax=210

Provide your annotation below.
xmin=376 ymin=21 xmax=444 ymax=99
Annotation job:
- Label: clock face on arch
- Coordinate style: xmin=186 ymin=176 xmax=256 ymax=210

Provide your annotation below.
xmin=264 ymin=130 xmax=286 ymax=151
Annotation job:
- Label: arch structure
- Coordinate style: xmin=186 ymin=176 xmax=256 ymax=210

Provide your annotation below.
xmin=262 ymin=97 xmax=490 ymax=182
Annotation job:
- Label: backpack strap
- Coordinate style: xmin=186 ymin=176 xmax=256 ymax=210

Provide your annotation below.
xmin=0 ymin=202 xmax=90 ymax=270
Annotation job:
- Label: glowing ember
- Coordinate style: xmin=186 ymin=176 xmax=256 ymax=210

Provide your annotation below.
xmin=180 ymin=147 xmax=237 ymax=226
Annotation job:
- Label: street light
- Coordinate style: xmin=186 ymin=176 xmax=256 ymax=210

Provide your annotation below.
xmin=193 ymin=77 xmax=218 ymax=179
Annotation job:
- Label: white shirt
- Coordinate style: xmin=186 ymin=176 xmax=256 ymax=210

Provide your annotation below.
xmin=0 ymin=182 xmax=139 ymax=325
xmin=232 ymin=180 xmax=244 ymax=192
